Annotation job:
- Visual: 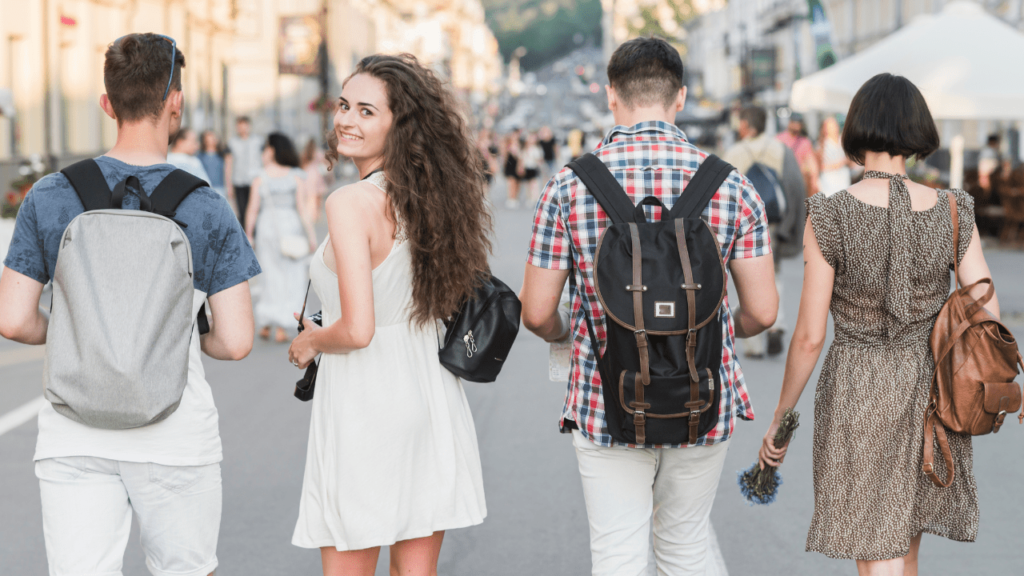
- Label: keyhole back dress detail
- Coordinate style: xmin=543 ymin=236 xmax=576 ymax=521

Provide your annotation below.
xmin=804 ymin=175 xmax=979 ymax=561
xmin=292 ymin=172 xmax=486 ymax=551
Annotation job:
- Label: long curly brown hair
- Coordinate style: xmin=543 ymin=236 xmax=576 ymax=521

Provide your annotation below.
xmin=326 ymin=54 xmax=493 ymax=326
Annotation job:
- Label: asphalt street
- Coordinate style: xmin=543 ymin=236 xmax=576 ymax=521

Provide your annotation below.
xmin=1 ymin=179 xmax=1023 ymax=575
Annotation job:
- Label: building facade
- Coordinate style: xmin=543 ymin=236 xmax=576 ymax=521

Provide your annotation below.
xmin=0 ymin=0 xmax=501 ymax=172
xmin=685 ymin=0 xmax=1024 ymax=144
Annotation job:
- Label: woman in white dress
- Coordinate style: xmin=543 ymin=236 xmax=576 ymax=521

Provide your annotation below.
xmin=287 ymin=54 xmax=492 ymax=576
xmin=245 ymin=133 xmax=317 ymax=343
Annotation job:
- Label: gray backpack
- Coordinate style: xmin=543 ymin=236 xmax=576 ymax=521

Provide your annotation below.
xmin=46 ymin=160 xmax=209 ymax=429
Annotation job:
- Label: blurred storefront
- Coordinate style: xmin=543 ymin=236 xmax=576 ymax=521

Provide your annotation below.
xmin=685 ymin=0 xmax=1024 ymax=149
xmin=0 ymin=0 xmax=501 ymax=179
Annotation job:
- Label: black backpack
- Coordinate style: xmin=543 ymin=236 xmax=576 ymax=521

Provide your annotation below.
xmin=745 ymin=162 xmax=786 ymax=224
xmin=438 ymin=275 xmax=522 ymax=383
xmin=567 ymin=153 xmax=734 ymax=445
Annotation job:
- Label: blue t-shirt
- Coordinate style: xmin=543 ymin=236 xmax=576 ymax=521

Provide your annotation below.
xmin=4 ymin=155 xmax=260 ymax=295
xmin=197 ymin=152 xmax=226 ymax=188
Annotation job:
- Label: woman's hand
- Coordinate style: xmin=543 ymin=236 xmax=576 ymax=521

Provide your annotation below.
xmin=758 ymin=419 xmax=789 ymax=470
xmin=288 ymin=313 xmax=321 ymax=369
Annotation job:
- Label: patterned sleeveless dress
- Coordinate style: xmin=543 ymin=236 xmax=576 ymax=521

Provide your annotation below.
xmin=804 ymin=173 xmax=979 ymax=560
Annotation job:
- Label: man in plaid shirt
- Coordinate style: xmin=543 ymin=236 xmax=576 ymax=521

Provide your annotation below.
xmin=520 ymin=38 xmax=779 ymax=575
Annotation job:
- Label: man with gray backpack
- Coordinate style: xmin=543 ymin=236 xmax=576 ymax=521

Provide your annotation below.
xmin=521 ymin=37 xmax=778 ymax=575
xmin=0 ymin=34 xmax=259 ymax=576
xmin=724 ymin=106 xmax=806 ymax=359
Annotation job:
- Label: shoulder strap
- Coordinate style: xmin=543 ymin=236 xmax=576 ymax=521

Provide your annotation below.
xmin=948 ymin=191 xmax=960 ymax=289
xmin=669 ymin=155 xmax=735 ymax=220
xmin=60 ymin=159 xmax=113 ymax=211
xmin=566 ymin=153 xmax=635 ymax=224
xmin=150 ymin=169 xmax=209 ymax=217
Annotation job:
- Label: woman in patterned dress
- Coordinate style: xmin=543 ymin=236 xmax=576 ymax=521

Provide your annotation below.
xmin=759 ymin=74 xmax=1001 ymax=575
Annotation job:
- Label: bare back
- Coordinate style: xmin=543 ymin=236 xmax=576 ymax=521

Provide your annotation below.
xmin=322 ymin=175 xmax=397 ymax=274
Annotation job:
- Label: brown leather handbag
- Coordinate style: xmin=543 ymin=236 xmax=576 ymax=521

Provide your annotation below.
xmin=922 ymin=192 xmax=1024 ymax=488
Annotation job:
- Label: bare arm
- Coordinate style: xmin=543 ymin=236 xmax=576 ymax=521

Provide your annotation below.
xmin=288 ymin=184 xmax=378 ymax=368
xmin=957 ymin=227 xmax=999 ymax=319
xmin=759 ymin=219 xmax=833 ymax=468
xmin=728 ymin=254 xmax=779 ymax=338
xmin=0 ymin=268 xmax=47 ymax=345
xmin=200 ymin=282 xmax=254 ymax=361
xmin=244 ymin=177 xmax=261 ymax=243
xmin=520 ymin=264 xmax=571 ymax=342
xmin=224 ymin=154 xmax=235 ymax=201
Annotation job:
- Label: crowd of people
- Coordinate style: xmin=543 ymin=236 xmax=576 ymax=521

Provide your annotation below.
xmin=0 ymin=31 xmax=1014 ymax=576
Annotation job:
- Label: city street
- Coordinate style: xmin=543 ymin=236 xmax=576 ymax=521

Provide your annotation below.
xmin=2 ymin=180 xmax=1023 ymax=575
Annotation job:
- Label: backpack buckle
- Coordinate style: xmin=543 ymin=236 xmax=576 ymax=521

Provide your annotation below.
xmin=689 ymin=409 xmax=701 ymax=424
xmin=686 ymin=331 xmax=697 ymax=347
xmin=634 ymin=329 xmax=648 ymax=348
xmin=626 ymin=284 xmax=647 ymax=292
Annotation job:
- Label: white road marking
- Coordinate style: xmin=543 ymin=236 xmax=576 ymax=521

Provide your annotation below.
xmin=0 ymin=395 xmax=46 ymax=437
xmin=0 ymin=346 xmax=46 ymax=368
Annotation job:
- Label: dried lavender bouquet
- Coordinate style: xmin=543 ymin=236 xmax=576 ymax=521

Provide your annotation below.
xmin=738 ymin=408 xmax=800 ymax=505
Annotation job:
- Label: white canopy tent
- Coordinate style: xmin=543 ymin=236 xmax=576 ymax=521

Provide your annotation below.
xmin=790 ymin=1 xmax=1024 ymax=187
xmin=792 ymin=1 xmax=1024 ymax=119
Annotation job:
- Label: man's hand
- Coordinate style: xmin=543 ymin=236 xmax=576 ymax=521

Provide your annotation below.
xmin=520 ymin=264 xmax=571 ymax=342
xmin=0 ymin=268 xmax=48 ymax=345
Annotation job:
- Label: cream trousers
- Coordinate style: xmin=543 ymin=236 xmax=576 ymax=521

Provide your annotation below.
xmin=572 ymin=430 xmax=729 ymax=576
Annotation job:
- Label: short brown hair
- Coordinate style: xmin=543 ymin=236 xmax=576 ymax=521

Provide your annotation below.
xmin=104 ymin=34 xmax=185 ymax=124
xmin=607 ymin=37 xmax=684 ymax=109
xmin=739 ymin=106 xmax=767 ymax=135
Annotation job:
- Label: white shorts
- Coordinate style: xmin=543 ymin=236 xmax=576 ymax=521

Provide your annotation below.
xmin=35 ymin=456 xmax=221 ymax=576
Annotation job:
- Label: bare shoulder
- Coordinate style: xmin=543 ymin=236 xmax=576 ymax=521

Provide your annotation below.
xmin=325 ymin=180 xmax=388 ymax=223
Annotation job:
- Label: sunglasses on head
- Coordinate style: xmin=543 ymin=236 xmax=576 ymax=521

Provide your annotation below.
xmin=114 ymin=34 xmax=177 ymax=101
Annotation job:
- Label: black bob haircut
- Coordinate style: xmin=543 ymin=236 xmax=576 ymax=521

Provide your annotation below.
xmin=607 ymin=37 xmax=684 ymax=110
xmin=265 ymin=132 xmax=300 ymax=168
xmin=841 ymin=73 xmax=939 ymax=165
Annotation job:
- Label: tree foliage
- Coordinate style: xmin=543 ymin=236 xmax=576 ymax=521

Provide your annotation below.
xmin=482 ymin=0 xmax=603 ymax=70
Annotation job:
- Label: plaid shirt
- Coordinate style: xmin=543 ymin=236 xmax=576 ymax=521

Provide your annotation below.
xmin=528 ymin=121 xmax=771 ymax=448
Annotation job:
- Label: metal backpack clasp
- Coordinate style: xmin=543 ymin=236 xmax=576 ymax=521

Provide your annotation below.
xmin=463 ymin=330 xmax=477 ymax=358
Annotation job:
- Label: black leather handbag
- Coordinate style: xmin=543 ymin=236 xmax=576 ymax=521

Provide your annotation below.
xmin=438 ymin=275 xmax=522 ymax=383
xmin=294 ymin=281 xmax=321 ymax=402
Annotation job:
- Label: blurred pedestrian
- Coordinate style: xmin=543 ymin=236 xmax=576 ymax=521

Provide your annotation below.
xmin=228 ymin=116 xmax=262 ymax=225
xmin=300 ymin=138 xmax=328 ymax=224
xmin=538 ymin=125 xmax=559 ymax=177
xmin=245 ymin=133 xmax=317 ymax=344
xmin=198 ymin=130 xmax=228 ymax=199
xmin=566 ymin=128 xmax=586 ymax=161
xmin=477 ymin=128 xmax=499 ymax=185
xmin=760 ymin=73 xmax=993 ymax=574
xmin=817 ymin=116 xmax=852 ymax=195
xmin=724 ymin=105 xmax=806 ymax=359
xmin=520 ymin=131 xmax=543 ymax=204
xmin=287 ymin=53 xmax=490 ymax=576
xmin=977 ymin=133 xmax=1004 ymax=199
xmin=520 ymin=37 xmax=777 ymax=576
xmin=0 ymin=32 xmax=258 ymax=576
xmin=503 ymin=131 xmax=522 ymax=208
xmin=166 ymin=127 xmax=211 ymax=182
xmin=778 ymin=116 xmax=820 ymax=197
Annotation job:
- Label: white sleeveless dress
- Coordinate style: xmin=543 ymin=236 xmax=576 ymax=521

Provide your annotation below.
xmin=292 ymin=173 xmax=486 ymax=551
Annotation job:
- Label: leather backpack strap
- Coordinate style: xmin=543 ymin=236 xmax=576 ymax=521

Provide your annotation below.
xmin=948 ymin=191 xmax=960 ymax=288
xmin=674 ymin=218 xmax=702 ymax=444
xmin=922 ymin=410 xmax=955 ymax=487
xmin=627 ymin=222 xmax=650 ymax=445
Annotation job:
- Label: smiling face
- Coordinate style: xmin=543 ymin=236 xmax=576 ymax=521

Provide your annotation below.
xmin=333 ymin=73 xmax=393 ymax=171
